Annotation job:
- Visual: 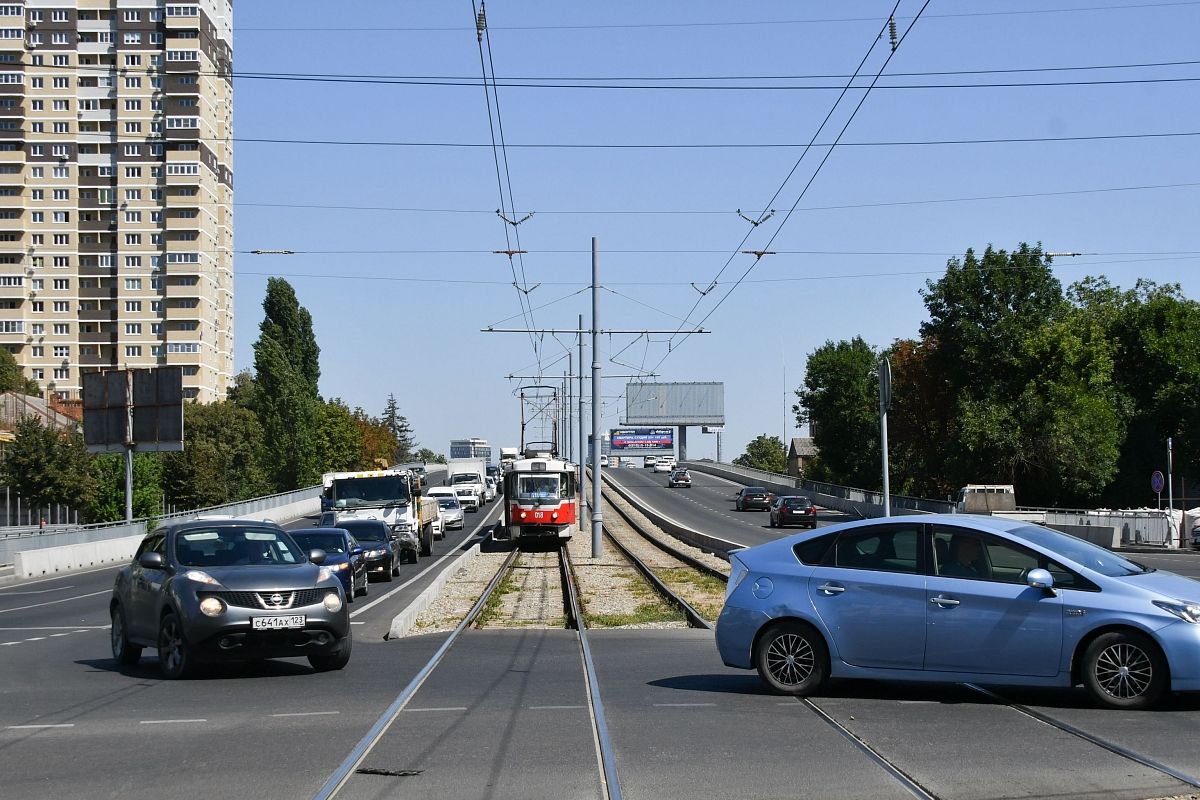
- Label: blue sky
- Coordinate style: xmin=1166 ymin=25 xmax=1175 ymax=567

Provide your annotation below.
xmin=231 ymin=1 xmax=1199 ymax=461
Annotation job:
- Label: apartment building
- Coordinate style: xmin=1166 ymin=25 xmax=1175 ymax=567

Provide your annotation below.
xmin=0 ymin=0 xmax=232 ymax=402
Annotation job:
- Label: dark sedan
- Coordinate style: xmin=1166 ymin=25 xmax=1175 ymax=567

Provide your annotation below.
xmin=290 ymin=529 xmax=368 ymax=602
xmin=110 ymin=520 xmax=351 ymax=678
xmin=334 ymin=518 xmax=403 ymax=579
xmin=735 ymin=487 xmax=773 ymax=512
xmin=770 ymin=496 xmax=818 ymax=528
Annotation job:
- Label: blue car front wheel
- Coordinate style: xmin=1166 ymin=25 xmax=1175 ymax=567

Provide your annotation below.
xmin=755 ymin=621 xmax=829 ymax=696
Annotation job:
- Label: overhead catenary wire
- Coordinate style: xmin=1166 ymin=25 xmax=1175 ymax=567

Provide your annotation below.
xmin=654 ymin=0 xmax=935 ymax=375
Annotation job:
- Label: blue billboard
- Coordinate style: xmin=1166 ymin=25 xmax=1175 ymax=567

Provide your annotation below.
xmin=610 ymin=427 xmax=674 ymax=451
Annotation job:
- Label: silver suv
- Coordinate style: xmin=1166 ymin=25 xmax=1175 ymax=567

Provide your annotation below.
xmin=110 ymin=519 xmax=351 ymax=678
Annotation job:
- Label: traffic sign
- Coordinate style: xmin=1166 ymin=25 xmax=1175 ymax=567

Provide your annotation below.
xmin=1151 ymin=470 xmax=1165 ymax=494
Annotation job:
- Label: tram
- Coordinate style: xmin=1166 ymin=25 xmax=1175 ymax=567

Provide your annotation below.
xmin=502 ymin=449 xmax=578 ymax=543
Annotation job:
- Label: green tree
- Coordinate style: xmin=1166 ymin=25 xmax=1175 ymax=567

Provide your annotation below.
xmin=1 ymin=417 xmax=94 ymax=513
xmin=162 ymin=402 xmax=271 ymax=510
xmin=733 ymin=434 xmax=787 ymax=473
xmin=88 ymin=452 xmax=163 ymax=522
xmin=414 ymin=447 xmax=445 ymax=464
xmin=317 ymin=398 xmax=364 ymax=472
xmin=252 ymin=279 xmax=322 ymax=491
xmin=794 ymin=337 xmax=881 ymax=487
xmin=0 ymin=347 xmax=39 ymax=395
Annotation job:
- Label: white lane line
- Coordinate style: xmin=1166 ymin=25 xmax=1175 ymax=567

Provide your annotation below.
xmin=0 ymin=585 xmax=75 ymax=596
xmin=350 ymin=622 xmax=365 ymax=626
xmin=529 ymin=705 xmax=585 ymax=710
xmin=405 ymin=707 xmax=467 ymax=712
xmin=270 ymin=711 xmax=341 ymax=718
xmin=0 ymin=590 xmax=110 ymax=615
xmin=0 ymin=625 xmax=108 ymax=631
xmin=139 ymin=719 xmax=207 ymax=725
xmin=6 ymin=724 xmax=74 ymax=729
xmin=23 ymin=637 xmax=44 ymax=641
xmin=652 ymin=703 xmax=718 ymax=707
xmin=49 ymin=633 xmax=70 ymax=637
xmin=348 ymin=502 xmax=503 ymax=619
xmin=0 ymin=641 xmax=18 ymax=646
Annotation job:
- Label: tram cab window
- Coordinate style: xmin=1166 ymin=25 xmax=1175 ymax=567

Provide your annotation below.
xmin=518 ymin=475 xmax=560 ymax=500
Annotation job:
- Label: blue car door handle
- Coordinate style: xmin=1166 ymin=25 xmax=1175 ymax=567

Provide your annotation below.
xmin=817 ymin=583 xmax=845 ymax=595
xmin=930 ymin=594 xmax=960 ymax=607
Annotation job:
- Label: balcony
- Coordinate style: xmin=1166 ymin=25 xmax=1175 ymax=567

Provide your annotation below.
xmin=164 ymin=215 xmax=201 ymax=232
xmin=78 ymin=41 xmax=115 ymax=55
xmin=163 ymin=282 xmax=199 ymax=300
xmin=164 ymin=348 xmax=201 ymax=365
xmin=78 ymin=329 xmax=115 ymax=344
xmin=0 ymin=325 xmax=26 ymax=337
xmin=164 ymin=304 xmax=201 ymax=322
xmin=78 ymin=285 xmax=116 ymax=299
xmin=76 ymin=308 xmax=113 ymax=322
xmin=77 ymin=85 xmax=117 ymax=102
xmin=77 ymin=107 xmax=114 ymax=123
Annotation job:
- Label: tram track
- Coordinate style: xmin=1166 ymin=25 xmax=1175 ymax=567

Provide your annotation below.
xmin=313 ymin=538 xmax=623 ymax=799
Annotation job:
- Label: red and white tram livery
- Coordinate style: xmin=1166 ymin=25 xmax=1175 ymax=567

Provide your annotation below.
xmin=502 ymin=455 xmax=578 ymax=542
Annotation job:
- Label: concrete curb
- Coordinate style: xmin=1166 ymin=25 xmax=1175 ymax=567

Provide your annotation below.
xmin=387 ymin=540 xmax=483 ymax=640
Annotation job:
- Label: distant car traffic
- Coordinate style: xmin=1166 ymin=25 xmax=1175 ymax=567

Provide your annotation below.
xmin=770 ymin=496 xmax=817 ymax=528
xmin=289 ymin=528 xmax=368 ymax=602
xmin=735 ymin=487 xmax=772 ymax=511
xmin=484 ymin=476 xmax=498 ymax=503
xmin=110 ymin=519 xmax=351 ymax=678
xmin=653 ymin=459 xmax=674 ymax=473
xmin=599 ymin=454 xmax=609 ymax=467
xmin=668 ymin=469 xmax=692 ymax=488
xmin=717 ymin=514 xmax=1200 ymax=709
xmin=436 ymin=495 xmax=465 ymax=531
xmin=334 ymin=518 xmax=405 ymax=577
xmin=454 ymin=486 xmax=480 ymax=512
xmin=644 ymin=455 xmax=658 ymax=469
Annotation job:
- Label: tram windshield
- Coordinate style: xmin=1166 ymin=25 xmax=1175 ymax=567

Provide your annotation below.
xmin=517 ymin=474 xmax=565 ymax=504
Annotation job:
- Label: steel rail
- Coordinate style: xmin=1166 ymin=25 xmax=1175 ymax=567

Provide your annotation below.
xmin=599 ymin=523 xmax=712 ymax=630
xmin=799 ymin=698 xmax=941 ymax=800
xmin=311 ymin=541 xmax=519 ymax=800
xmin=963 ymin=683 xmax=1200 ymax=790
xmin=562 ymin=544 xmax=624 ymax=800
xmin=601 ymin=484 xmax=728 ymax=582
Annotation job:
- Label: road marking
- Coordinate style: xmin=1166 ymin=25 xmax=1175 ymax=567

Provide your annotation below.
xmin=349 ymin=502 xmax=503 ymax=619
xmin=0 ymin=625 xmax=108 ymax=631
xmin=7 ymin=724 xmax=74 ymax=729
xmin=652 ymin=703 xmax=717 ymax=707
xmin=350 ymin=622 xmax=365 ymax=626
xmin=139 ymin=719 xmax=206 ymax=725
xmin=49 ymin=632 xmax=70 ymax=637
xmin=0 ymin=584 xmax=75 ymax=596
xmin=406 ymin=707 xmax=467 ymax=712
xmin=23 ymin=637 xmax=44 ymax=641
xmin=270 ymin=711 xmax=341 ymax=718
xmin=0 ymin=641 xmax=18 ymax=646
xmin=529 ymin=705 xmax=585 ymax=710
xmin=0 ymin=590 xmax=110 ymax=615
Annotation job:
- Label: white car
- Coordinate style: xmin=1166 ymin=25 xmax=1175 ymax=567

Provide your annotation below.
xmin=599 ymin=454 xmax=609 ymax=467
xmin=653 ymin=459 xmax=675 ymax=473
xmin=483 ymin=476 xmax=498 ymax=503
xmin=435 ymin=495 xmax=466 ymax=531
xmin=644 ymin=456 xmax=658 ymax=469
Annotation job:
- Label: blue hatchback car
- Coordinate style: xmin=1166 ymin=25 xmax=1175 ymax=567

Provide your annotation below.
xmin=716 ymin=515 xmax=1200 ymax=709
xmin=289 ymin=528 xmax=367 ymax=603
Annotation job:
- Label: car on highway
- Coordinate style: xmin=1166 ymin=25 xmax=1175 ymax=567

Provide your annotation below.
xmin=110 ymin=519 xmax=351 ymax=678
xmin=653 ymin=459 xmax=675 ymax=473
xmin=454 ymin=486 xmax=481 ymax=512
xmin=289 ymin=528 xmax=368 ymax=602
xmin=334 ymin=518 xmax=405 ymax=577
xmin=435 ymin=494 xmax=466 ymax=531
xmin=484 ymin=476 xmax=498 ymax=503
xmin=643 ymin=455 xmax=658 ymax=469
xmin=770 ymin=496 xmax=818 ymax=528
xmin=668 ymin=469 xmax=692 ymax=488
xmin=734 ymin=486 xmax=772 ymax=511
xmin=717 ymin=514 xmax=1200 ymax=709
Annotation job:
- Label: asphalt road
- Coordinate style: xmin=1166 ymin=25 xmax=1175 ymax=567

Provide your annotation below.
xmin=7 ymin=468 xmax=1200 ymax=799
xmin=602 ymin=465 xmax=851 ymax=549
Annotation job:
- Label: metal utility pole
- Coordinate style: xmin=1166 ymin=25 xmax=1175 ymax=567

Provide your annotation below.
xmin=591 ymin=238 xmax=603 ymax=558
xmin=1168 ymin=437 xmax=1176 ymax=542
xmin=578 ymin=313 xmax=585 ymax=509
xmin=124 ymin=369 xmax=134 ymax=521
xmin=565 ymin=353 xmax=573 ymax=461
xmin=879 ymin=357 xmax=892 ymax=517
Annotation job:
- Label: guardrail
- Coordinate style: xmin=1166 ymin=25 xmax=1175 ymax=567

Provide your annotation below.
xmin=0 ymin=486 xmax=322 ymax=571
xmin=679 ymin=461 xmax=954 ymax=518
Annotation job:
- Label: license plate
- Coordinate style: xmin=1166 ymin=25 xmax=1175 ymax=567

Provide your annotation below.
xmin=252 ymin=615 xmax=305 ymax=630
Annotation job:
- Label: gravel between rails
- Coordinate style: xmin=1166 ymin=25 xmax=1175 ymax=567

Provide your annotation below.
xmin=480 ymin=549 xmax=564 ymax=629
xmin=599 ymin=495 xmax=728 ymax=623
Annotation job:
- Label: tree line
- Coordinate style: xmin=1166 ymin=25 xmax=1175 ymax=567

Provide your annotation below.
xmin=0 ymin=277 xmax=446 ymax=523
xmin=792 ymin=243 xmax=1199 ymax=508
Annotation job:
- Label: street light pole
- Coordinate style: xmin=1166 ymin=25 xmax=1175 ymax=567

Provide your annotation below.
xmin=879 ymin=357 xmax=892 ymax=517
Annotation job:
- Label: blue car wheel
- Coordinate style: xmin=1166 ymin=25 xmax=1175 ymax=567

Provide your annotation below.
xmin=755 ymin=621 xmax=829 ymax=696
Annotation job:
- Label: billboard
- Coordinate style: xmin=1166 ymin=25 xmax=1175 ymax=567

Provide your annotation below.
xmin=625 ymin=382 xmax=724 ymax=426
xmin=83 ymin=367 xmax=183 ymax=453
xmin=610 ymin=427 xmax=674 ymax=452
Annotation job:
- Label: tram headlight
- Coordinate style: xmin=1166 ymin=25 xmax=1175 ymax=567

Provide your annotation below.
xmin=551 ymin=512 xmax=559 ymax=520
xmin=519 ymin=511 xmax=527 ymax=519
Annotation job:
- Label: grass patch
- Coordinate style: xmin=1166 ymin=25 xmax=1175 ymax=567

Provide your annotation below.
xmin=587 ymin=601 xmax=685 ymax=628
xmin=661 ymin=568 xmax=728 ymax=595
xmin=475 ymin=564 xmax=519 ymax=626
